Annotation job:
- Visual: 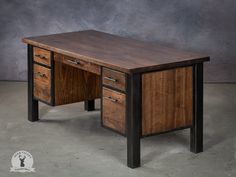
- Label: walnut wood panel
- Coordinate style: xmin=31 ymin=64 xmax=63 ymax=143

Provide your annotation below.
xmin=102 ymin=87 xmax=126 ymax=134
xmin=33 ymin=64 xmax=51 ymax=103
xmin=142 ymin=66 xmax=193 ymax=136
xmin=54 ymin=61 xmax=101 ymax=105
xmin=102 ymin=68 xmax=126 ymax=91
xmin=23 ymin=30 xmax=210 ymax=74
xmin=33 ymin=47 xmax=51 ymax=66
xmin=54 ymin=53 xmax=101 ymax=75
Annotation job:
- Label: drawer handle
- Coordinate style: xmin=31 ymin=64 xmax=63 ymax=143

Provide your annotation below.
xmin=34 ymin=72 xmax=47 ymax=78
xmin=104 ymin=96 xmax=118 ymax=103
xmin=104 ymin=76 xmax=117 ymax=82
xmin=67 ymin=59 xmax=80 ymax=65
xmin=35 ymin=54 xmax=47 ymax=60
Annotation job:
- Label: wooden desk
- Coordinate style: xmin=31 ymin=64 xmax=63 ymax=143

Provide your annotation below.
xmin=22 ymin=30 xmax=209 ymax=168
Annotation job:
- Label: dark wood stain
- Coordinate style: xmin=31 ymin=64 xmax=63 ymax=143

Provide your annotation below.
xmin=102 ymin=68 xmax=126 ymax=91
xmin=23 ymin=30 xmax=209 ymax=74
xmin=102 ymin=87 xmax=126 ymax=134
xmin=33 ymin=64 xmax=51 ymax=103
xmin=54 ymin=52 xmax=101 ymax=75
xmin=33 ymin=47 xmax=51 ymax=66
xmin=25 ymin=30 xmax=209 ymax=168
xmin=54 ymin=60 xmax=101 ymax=105
xmin=142 ymin=66 xmax=193 ymax=135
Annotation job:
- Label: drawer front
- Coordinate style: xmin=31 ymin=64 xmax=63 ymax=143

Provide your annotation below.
xmin=54 ymin=53 xmax=101 ymax=75
xmin=33 ymin=64 xmax=51 ymax=103
xmin=102 ymin=87 xmax=126 ymax=134
xmin=102 ymin=68 xmax=126 ymax=91
xmin=33 ymin=47 xmax=51 ymax=66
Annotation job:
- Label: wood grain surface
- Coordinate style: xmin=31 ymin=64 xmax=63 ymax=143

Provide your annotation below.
xmin=54 ymin=60 xmax=101 ymax=105
xmin=102 ymin=68 xmax=126 ymax=91
xmin=33 ymin=47 xmax=51 ymax=66
xmin=102 ymin=87 xmax=126 ymax=134
xmin=142 ymin=66 xmax=193 ymax=136
xmin=23 ymin=30 xmax=209 ymax=74
xmin=33 ymin=64 xmax=51 ymax=103
xmin=54 ymin=52 xmax=101 ymax=75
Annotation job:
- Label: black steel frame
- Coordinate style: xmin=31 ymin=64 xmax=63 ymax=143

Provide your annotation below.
xmin=28 ymin=44 xmax=39 ymax=122
xmin=50 ymin=52 xmax=55 ymax=106
xmin=190 ymin=63 xmax=203 ymax=153
xmin=84 ymin=100 xmax=95 ymax=111
xmin=126 ymin=73 xmax=142 ymax=168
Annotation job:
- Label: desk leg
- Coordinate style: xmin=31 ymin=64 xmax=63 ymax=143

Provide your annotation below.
xmin=190 ymin=63 xmax=203 ymax=153
xmin=28 ymin=44 xmax=39 ymax=122
xmin=126 ymin=73 xmax=141 ymax=168
xmin=84 ymin=100 xmax=95 ymax=111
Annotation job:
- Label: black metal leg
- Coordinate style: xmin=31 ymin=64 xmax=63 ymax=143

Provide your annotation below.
xmin=190 ymin=63 xmax=203 ymax=153
xmin=84 ymin=100 xmax=95 ymax=111
xmin=126 ymin=73 xmax=141 ymax=168
xmin=28 ymin=44 xmax=39 ymax=122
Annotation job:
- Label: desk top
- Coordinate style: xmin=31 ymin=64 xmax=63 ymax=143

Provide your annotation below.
xmin=23 ymin=30 xmax=209 ymax=73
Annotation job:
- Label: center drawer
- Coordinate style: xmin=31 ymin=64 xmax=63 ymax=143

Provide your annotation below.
xmin=102 ymin=87 xmax=126 ymax=134
xmin=54 ymin=53 xmax=101 ymax=75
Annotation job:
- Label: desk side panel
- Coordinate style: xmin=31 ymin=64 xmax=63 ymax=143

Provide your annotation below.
xmin=142 ymin=66 xmax=193 ymax=136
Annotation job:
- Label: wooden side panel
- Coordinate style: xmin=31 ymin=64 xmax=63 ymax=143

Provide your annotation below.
xmin=142 ymin=66 xmax=193 ymax=136
xmin=54 ymin=61 xmax=101 ymax=105
xmin=102 ymin=87 xmax=126 ymax=134
xmin=33 ymin=64 xmax=51 ymax=103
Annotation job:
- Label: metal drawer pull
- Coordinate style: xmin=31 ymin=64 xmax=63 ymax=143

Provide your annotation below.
xmin=34 ymin=72 xmax=47 ymax=78
xmin=104 ymin=76 xmax=117 ymax=82
xmin=35 ymin=54 xmax=47 ymax=59
xmin=104 ymin=96 xmax=118 ymax=103
xmin=67 ymin=59 xmax=80 ymax=65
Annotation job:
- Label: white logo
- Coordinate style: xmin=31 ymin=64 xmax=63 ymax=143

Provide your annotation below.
xmin=10 ymin=150 xmax=35 ymax=172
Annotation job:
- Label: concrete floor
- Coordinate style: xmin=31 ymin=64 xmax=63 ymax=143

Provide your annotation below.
xmin=0 ymin=81 xmax=235 ymax=177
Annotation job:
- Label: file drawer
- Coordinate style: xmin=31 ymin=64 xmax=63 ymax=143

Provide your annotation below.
xmin=33 ymin=64 xmax=51 ymax=103
xmin=102 ymin=87 xmax=126 ymax=134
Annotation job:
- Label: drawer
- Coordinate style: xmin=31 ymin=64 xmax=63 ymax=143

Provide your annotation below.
xmin=33 ymin=47 xmax=51 ymax=66
xmin=54 ymin=53 xmax=101 ymax=75
xmin=102 ymin=87 xmax=126 ymax=134
xmin=102 ymin=68 xmax=126 ymax=91
xmin=33 ymin=64 xmax=51 ymax=103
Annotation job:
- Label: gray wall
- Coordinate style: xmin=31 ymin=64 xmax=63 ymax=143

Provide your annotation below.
xmin=0 ymin=0 xmax=235 ymax=82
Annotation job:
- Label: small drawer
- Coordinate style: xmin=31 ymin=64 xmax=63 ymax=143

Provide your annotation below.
xmin=102 ymin=68 xmax=126 ymax=91
xmin=102 ymin=87 xmax=126 ymax=134
xmin=33 ymin=47 xmax=51 ymax=66
xmin=54 ymin=53 xmax=101 ymax=75
xmin=33 ymin=64 xmax=51 ymax=103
